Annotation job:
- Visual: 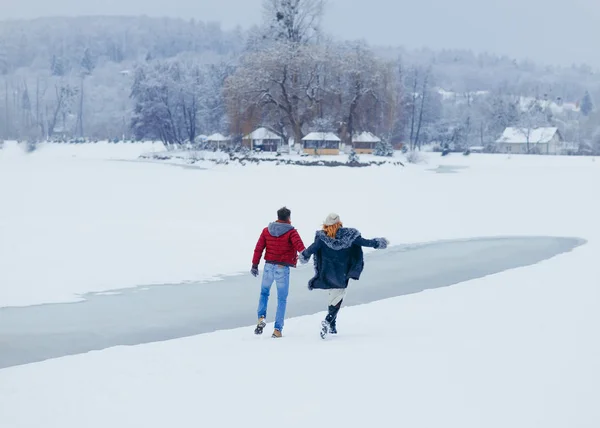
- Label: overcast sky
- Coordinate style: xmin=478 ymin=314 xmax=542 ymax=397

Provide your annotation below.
xmin=2 ymin=0 xmax=599 ymax=67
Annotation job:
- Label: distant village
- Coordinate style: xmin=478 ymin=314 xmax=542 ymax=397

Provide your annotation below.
xmin=195 ymin=125 xmax=574 ymax=156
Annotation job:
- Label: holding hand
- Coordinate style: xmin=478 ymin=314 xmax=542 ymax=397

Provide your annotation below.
xmin=298 ymin=251 xmax=309 ymax=264
xmin=251 ymin=265 xmax=259 ymax=277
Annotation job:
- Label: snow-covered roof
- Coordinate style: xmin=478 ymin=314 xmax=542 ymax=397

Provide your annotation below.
xmin=496 ymin=127 xmax=559 ymax=144
xmin=302 ymin=132 xmax=341 ymax=142
xmin=352 ymin=131 xmax=381 ymax=143
xmin=206 ymin=133 xmax=230 ymax=142
xmin=243 ymin=127 xmax=282 ymax=141
xmin=519 ymin=96 xmax=580 ymax=115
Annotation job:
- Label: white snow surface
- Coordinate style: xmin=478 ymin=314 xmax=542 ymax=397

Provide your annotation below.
xmin=0 ymin=141 xmax=599 ymax=427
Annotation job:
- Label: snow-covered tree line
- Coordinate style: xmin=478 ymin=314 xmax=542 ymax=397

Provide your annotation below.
xmin=1 ymin=5 xmax=600 ymax=154
xmin=130 ymin=60 xmax=233 ymax=149
xmin=0 ymin=16 xmax=243 ymax=141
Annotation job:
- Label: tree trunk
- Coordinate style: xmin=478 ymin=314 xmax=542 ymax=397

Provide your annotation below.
xmin=480 ymin=123 xmax=484 ymax=146
xmin=48 ymin=86 xmax=63 ymax=138
xmin=36 ymin=78 xmax=40 ymax=138
xmin=414 ymin=69 xmax=430 ymax=150
xmin=77 ymin=76 xmax=84 ymax=138
xmin=292 ymin=121 xmax=303 ymax=149
xmin=4 ymin=79 xmax=9 ymax=138
xmin=409 ymin=71 xmax=418 ymax=150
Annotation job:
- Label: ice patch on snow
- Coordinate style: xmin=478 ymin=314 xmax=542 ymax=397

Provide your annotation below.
xmin=0 ymin=236 xmax=583 ymax=369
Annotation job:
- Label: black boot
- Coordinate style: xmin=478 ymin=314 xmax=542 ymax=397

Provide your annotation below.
xmin=325 ymin=300 xmax=342 ymax=335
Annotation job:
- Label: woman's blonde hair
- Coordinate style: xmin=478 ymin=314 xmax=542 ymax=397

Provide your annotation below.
xmin=323 ymin=222 xmax=343 ymax=238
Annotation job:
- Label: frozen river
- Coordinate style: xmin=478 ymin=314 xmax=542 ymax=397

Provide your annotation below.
xmin=0 ymin=236 xmax=583 ymax=369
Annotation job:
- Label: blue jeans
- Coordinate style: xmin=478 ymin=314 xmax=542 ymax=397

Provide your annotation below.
xmin=257 ymin=263 xmax=290 ymax=331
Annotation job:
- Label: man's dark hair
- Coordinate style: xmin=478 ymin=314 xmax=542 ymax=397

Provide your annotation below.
xmin=277 ymin=206 xmax=291 ymax=221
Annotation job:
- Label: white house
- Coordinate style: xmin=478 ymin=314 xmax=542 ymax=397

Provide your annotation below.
xmin=301 ymin=132 xmax=341 ymax=155
xmin=206 ymin=133 xmax=231 ymax=149
xmin=242 ymin=128 xmax=283 ymax=152
xmin=496 ymin=127 xmax=563 ymax=154
xmin=351 ymin=131 xmax=381 ymax=154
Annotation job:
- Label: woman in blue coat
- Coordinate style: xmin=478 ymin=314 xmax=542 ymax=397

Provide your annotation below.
xmin=299 ymin=213 xmax=389 ymax=338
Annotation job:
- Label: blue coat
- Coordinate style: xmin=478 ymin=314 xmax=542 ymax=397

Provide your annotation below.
xmin=301 ymin=228 xmax=382 ymax=290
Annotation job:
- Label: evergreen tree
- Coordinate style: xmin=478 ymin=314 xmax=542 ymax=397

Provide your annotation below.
xmin=348 ymin=149 xmax=360 ymax=164
xmin=373 ymin=140 xmax=394 ymax=157
xmin=51 ymin=55 xmax=66 ymax=76
xmin=581 ymin=91 xmax=594 ymax=116
xmin=81 ymin=48 xmax=95 ymax=75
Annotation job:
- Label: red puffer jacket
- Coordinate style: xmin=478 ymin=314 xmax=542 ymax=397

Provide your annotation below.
xmin=252 ymin=221 xmax=306 ymax=267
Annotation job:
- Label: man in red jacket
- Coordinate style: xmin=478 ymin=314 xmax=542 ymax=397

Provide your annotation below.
xmin=252 ymin=206 xmax=305 ymax=338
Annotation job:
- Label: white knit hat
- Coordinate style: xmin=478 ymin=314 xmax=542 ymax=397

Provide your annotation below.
xmin=324 ymin=213 xmax=341 ymax=226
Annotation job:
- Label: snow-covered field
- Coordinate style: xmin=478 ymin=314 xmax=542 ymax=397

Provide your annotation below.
xmin=1 ymin=141 xmax=599 ymax=427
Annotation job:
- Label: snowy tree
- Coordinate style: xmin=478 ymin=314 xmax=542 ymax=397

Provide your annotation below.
xmin=328 ymin=41 xmax=387 ymax=145
xmin=581 ymin=91 xmax=594 ymax=116
xmin=130 ymin=61 xmax=187 ymax=149
xmin=51 ymin=55 xmax=67 ymax=77
xmin=483 ymin=92 xmax=520 ymax=139
xmin=262 ymin=0 xmax=325 ymax=44
xmin=593 ymin=129 xmax=600 ymax=155
xmin=80 ymin=49 xmax=95 ymax=76
xmin=131 ymin=59 xmax=231 ymax=149
xmin=224 ymin=1 xmax=328 ymax=143
xmin=201 ymin=62 xmax=235 ymax=136
xmin=76 ymin=48 xmax=97 ymax=137
xmin=347 ymin=149 xmax=360 ymax=164
xmin=404 ymin=66 xmax=440 ymax=149
xmin=47 ymin=82 xmax=78 ymax=137
xmin=224 ymin=42 xmax=326 ymax=144
xmin=373 ymin=140 xmax=394 ymax=157
xmin=518 ymin=97 xmax=551 ymax=153
xmin=379 ymin=58 xmax=406 ymax=147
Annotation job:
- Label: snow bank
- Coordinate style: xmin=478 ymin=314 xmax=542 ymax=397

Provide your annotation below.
xmin=0 ymin=140 xmax=164 ymax=161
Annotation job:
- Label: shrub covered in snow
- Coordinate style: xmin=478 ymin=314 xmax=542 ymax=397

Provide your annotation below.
xmin=347 ymin=149 xmax=360 ymax=164
xmin=405 ymin=150 xmax=425 ymax=164
xmin=373 ymin=140 xmax=394 ymax=157
xmin=23 ymin=141 xmax=38 ymax=153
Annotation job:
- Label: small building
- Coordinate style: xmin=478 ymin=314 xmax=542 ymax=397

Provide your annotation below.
xmin=195 ymin=134 xmax=208 ymax=143
xmin=352 ymin=131 xmax=381 ymax=154
xmin=496 ymin=127 xmax=563 ymax=154
xmin=242 ymin=127 xmax=283 ymax=152
xmin=301 ymin=132 xmax=341 ymax=155
xmin=206 ymin=133 xmax=231 ymax=149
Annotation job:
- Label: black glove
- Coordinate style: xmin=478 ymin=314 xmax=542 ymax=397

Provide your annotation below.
xmin=251 ymin=265 xmax=259 ymax=277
